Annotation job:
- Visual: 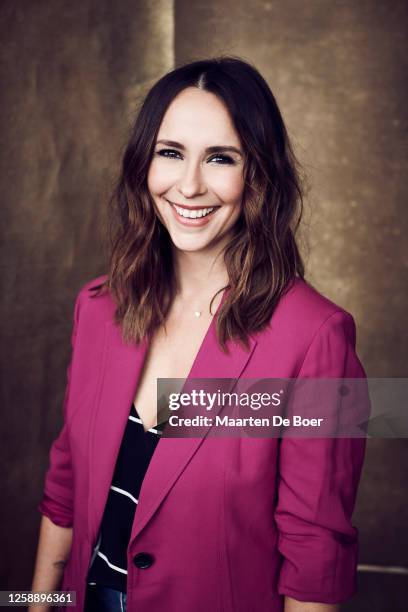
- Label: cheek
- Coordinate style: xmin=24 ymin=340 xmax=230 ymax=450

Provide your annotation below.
xmin=210 ymin=169 xmax=244 ymax=204
xmin=147 ymin=160 xmax=177 ymax=195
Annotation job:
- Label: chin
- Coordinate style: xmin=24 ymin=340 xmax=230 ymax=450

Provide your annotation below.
xmin=169 ymin=235 xmax=213 ymax=253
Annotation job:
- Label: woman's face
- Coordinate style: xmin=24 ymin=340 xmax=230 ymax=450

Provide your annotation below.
xmin=147 ymin=87 xmax=245 ymax=254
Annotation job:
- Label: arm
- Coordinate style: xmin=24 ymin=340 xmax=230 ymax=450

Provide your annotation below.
xmin=29 ymin=516 xmax=73 ymax=612
xmin=31 ymin=290 xmax=83 ymax=609
xmin=284 ymin=596 xmax=340 ymax=611
xmin=276 ymin=311 xmax=368 ymax=605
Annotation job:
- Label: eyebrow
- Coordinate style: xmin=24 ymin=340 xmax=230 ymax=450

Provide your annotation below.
xmin=155 ymin=139 xmax=243 ymax=156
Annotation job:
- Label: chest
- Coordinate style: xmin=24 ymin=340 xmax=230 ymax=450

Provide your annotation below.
xmin=133 ymin=312 xmax=214 ymax=430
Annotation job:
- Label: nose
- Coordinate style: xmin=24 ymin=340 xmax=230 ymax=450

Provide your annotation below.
xmin=177 ymin=159 xmax=207 ymax=199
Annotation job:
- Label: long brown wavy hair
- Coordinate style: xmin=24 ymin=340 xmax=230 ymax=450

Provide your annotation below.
xmin=93 ymin=56 xmax=305 ymax=353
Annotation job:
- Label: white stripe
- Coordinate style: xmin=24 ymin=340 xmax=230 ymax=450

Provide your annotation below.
xmin=97 ymin=551 xmax=128 ymax=575
xmin=129 ymin=414 xmax=163 ymax=435
xmin=129 ymin=415 xmax=143 ymax=424
xmin=110 ymin=485 xmax=138 ymax=504
xmin=358 ymin=564 xmax=408 ymax=575
xmin=147 ymin=425 xmax=162 ymax=435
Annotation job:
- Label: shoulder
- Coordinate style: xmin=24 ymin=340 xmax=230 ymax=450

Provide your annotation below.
xmin=278 ymin=278 xmax=351 ymax=319
xmin=73 ymin=274 xmax=116 ymax=325
xmin=252 ymin=278 xmax=364 ymax=377
xmin=259 ymin=278 xmax=357 ymax=348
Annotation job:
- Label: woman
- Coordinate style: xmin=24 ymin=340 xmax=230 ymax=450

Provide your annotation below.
xmin=31 ymin=57 xmax=367 ymax=612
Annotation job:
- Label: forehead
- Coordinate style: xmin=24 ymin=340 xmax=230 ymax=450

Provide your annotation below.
xmin=157 ymin=87 xmax=241 ymax=146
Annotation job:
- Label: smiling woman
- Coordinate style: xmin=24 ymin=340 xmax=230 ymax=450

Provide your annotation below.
xmin=32 ymin=57 xmax=366 ymax=612
xmin=100 ymin=57 xmax=304 ymax=354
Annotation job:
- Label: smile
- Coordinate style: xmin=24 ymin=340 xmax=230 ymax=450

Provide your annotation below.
xmin=165 ymin=199 xmax=220 ymax=226
xmin=173 ymin=204 xmax=215 ymax=219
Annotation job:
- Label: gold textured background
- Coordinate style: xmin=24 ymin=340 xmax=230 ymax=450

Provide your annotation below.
xmin=1 ymin=1 xmax=407 ymax=606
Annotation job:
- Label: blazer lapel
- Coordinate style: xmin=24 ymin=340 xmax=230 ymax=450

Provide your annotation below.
xmin=87 ymin=320 xmax=148 ymax=543
xmin=87 ymin=294 xmax=257 ymax=544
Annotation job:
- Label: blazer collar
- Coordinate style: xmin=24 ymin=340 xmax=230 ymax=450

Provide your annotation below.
xmin=87 ymin=294 xmax=257 ymax=543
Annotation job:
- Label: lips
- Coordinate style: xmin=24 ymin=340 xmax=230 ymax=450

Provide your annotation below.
xmin=165 ymin=198 xmax=220 ymax=226
xmin=174 ymin=203 xmax=214 ymax=219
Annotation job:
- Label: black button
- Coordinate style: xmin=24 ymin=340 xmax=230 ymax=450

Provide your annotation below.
xmin=133 ymin=552 xmax=154 ymax=569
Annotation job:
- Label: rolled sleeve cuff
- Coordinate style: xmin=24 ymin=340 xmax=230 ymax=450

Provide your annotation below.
xmin=277 ymin=532 xmax=358 ymax=604
xmin=38 ymin=493 xmax=73 ymax=528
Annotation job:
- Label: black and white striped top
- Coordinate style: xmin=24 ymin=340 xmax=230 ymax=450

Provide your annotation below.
xmin=87 ymin=403 xmax=166 ymax=592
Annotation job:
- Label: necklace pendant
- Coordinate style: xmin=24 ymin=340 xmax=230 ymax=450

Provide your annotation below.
xmin=194 ymin=311 xmax=202 ymax=318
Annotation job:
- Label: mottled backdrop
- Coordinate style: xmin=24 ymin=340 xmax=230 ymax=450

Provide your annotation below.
xmin=1 ymin=1 xmax=407 ymax=609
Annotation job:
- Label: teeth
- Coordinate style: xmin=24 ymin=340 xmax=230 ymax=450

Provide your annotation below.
xmin=173 ymin=204 xmax=215 ymax=219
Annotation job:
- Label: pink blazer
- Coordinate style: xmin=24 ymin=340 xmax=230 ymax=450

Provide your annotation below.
xmin=39 ymin=276 xmax=367 ymax=612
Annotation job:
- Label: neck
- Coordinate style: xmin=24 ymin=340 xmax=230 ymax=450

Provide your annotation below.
xmin=173 ymin=244 xmax=229 ymax=304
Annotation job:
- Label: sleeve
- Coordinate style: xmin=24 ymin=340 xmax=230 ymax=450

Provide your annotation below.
xmin=37 ymin=290 xmax=82 ymax=528
xmin=275 ymin=310 xmax=367 ymax=604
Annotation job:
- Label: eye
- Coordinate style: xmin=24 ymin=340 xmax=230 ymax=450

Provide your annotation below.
xmin=208 ymin=154 xmax=235 ymax=165
xmin=156 ymin=148 xmax=183 ymax=159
